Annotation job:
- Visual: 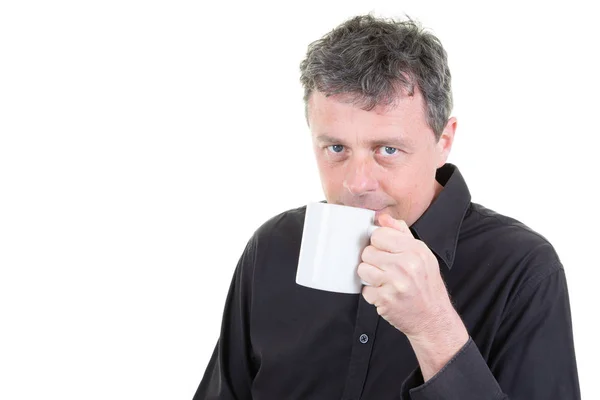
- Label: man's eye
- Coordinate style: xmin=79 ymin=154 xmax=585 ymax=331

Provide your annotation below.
xmin=327 ymin=145 xmax=345 ymax=153
xmin=377 ymin=146 xmax=398 ymax=156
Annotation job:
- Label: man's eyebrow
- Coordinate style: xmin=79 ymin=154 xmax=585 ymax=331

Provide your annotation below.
xmin=315 ymin=134 xmax=413 ymax=148
xmin=368 ymin=136 xmax=413 ymax=149
xmin=315 ymin=134 xmax=343 ymax=144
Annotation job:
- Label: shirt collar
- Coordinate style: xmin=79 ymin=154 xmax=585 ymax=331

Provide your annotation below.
xmin=410 ymin=163 xmax=471 ymax=270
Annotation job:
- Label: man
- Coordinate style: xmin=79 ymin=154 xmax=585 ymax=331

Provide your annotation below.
xmin=193 ymin=14 xmax=580 ymax=399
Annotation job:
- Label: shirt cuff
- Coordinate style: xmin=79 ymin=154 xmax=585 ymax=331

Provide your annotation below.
xmin=401 ymin=337 xmax=506 ymax=400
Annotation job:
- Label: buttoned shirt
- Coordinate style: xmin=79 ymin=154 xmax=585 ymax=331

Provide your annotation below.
xmin=193 ymin=163 xmax=580 ymax=399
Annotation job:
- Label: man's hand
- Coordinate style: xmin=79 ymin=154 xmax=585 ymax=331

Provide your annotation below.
xmin=357 ymin=213 xmax=469 ymax=381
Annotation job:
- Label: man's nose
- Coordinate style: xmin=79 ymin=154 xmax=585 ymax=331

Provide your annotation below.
xmin=343 ymin=158 xmax=379 ymax=196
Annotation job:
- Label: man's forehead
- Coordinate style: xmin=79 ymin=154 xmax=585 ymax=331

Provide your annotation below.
xmin=306 ymin=89 xmax=430 ymax=148
xmin=308 ymin=89 xmax=423 ymax=116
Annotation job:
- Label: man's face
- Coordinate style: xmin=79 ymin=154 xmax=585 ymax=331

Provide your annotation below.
xmin=307 ymin=89 xmax=456 ymax=226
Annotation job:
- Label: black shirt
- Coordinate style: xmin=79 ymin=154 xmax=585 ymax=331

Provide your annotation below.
xmin=193 ymin=164 xmax=580 ymax=400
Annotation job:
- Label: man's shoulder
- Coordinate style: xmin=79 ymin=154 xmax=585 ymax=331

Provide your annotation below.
xmin=463 ymin=202 xmax=563 ymax=271
xmin=467 ymin=202 xmax=551 ymax=242
xmin=249 ymin=204 xmax=307 ymax=247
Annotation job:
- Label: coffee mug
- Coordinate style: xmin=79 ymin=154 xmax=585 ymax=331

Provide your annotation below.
xmin=296 ymin=202 xmax=378 ymax=294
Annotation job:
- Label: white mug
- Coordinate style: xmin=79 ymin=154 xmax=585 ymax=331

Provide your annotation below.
xmin=296 ymin=202 xmax=378 ymax=294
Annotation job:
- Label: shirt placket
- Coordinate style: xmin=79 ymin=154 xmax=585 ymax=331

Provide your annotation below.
xmin=341 ymin=295 xmax=380 ymax=400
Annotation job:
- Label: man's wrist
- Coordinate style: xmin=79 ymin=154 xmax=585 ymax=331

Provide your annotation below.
xmin=406 ymin=308 xmax=469 ymax=382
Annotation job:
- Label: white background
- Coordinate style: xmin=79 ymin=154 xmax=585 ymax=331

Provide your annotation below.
xmin=1 ymin=0 xmax=598 ymax=399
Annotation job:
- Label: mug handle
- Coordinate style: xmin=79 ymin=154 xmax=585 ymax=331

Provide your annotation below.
xmin=360 ymin=224 xmax=379 ymax=286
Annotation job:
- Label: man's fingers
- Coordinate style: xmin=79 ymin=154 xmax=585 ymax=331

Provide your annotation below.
xmin=362 ymin=244 xmax=400 ymax=269
xmin=357 ymin=262 xmax=385 ymax=287
xmin=361 ymin=284 xmax=379 ymax=306
xmin=369 ymin=227 xmax=413 ymax=254
xmin=377 ymin=213 xmax=411 ymax=235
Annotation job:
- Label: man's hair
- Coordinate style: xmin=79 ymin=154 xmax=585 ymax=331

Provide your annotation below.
xmin=300 ymin=14 xmax=452 ymax=140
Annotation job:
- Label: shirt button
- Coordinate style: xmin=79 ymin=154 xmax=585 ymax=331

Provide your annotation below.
xmin=359 ymin=333 xmax=369 ymax=344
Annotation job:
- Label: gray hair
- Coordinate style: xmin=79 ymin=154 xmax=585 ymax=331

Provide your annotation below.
xmin=300 ymin=14 xmax=453 ymax=140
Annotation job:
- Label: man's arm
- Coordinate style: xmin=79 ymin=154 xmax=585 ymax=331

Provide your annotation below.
xmin=358 ymin=214 xmax=580 ymax=399
xmin=193 ymin=236 xmax=257 ymax=400
xmin=400 ymin=266 xmax=580 ymax=400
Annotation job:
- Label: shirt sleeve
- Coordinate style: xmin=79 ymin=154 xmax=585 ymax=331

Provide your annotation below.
xmin=401 ymin=267 xmax=580 ymax=400
xmin=192 ymin=236 xmax=257 ymax=400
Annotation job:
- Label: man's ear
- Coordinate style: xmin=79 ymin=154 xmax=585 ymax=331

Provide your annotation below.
xmin=435 ymin=117 xmax=457 ymax=168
